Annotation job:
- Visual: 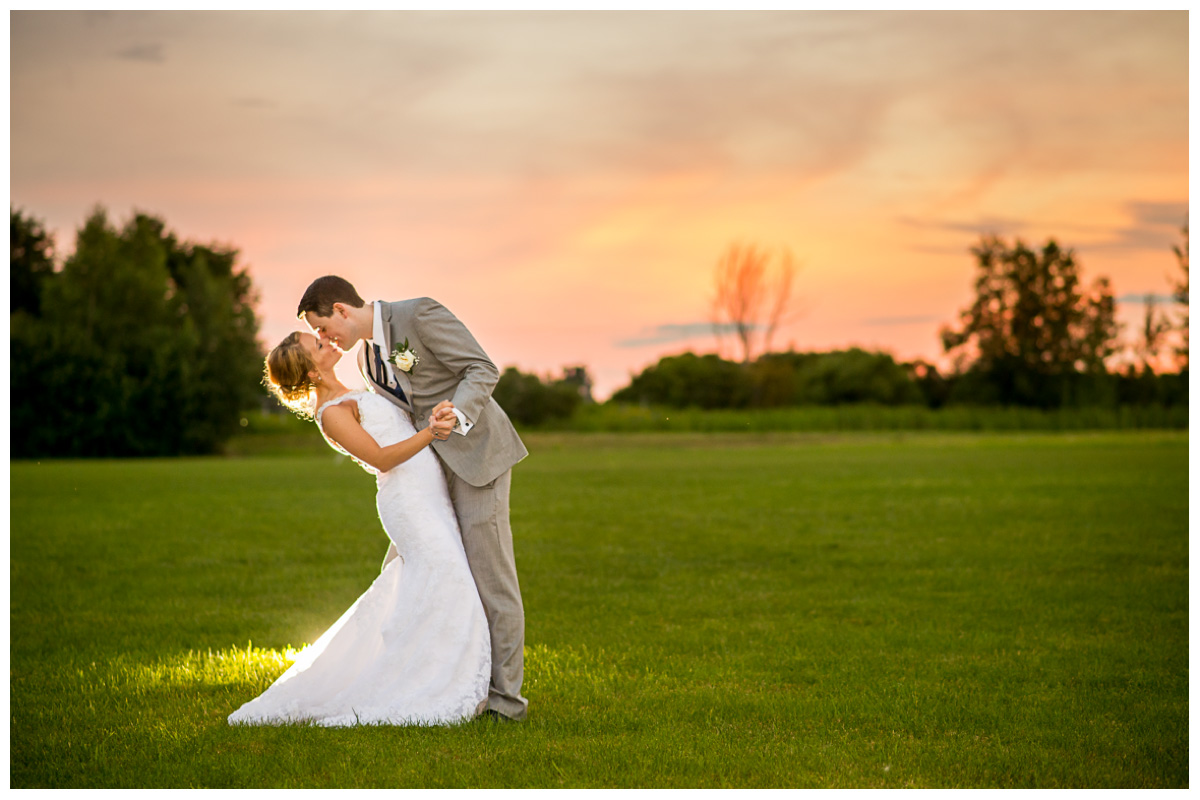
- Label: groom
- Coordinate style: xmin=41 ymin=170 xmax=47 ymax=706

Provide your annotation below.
xmin=298 ymin=275 xmax=530 ymax=721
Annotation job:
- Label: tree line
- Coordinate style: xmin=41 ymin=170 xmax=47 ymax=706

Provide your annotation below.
xmin=11 ymin=207 xmax=262 ymax=457
xmin=508 ymin=231 xmax=1189 ymax=423
xmin=10 ymin=205 xmax=1188 ymax=453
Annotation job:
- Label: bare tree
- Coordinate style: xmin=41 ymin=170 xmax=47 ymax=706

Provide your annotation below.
xmin=711 ymin=242 xmax=797 ymax=363
xmin=1172 ymin=223 xmax=1188 ymax=369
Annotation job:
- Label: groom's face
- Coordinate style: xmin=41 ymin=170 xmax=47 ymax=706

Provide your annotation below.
xmin=304 ymin=304 xmax=354 ymax=352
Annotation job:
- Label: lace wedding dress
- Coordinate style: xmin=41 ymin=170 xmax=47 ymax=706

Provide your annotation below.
xmin=228 ymin=390 xmax=490 ymax=727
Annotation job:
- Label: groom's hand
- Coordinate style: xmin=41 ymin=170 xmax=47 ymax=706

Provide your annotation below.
xmin=431 ymin=400 xmax=461 ymax=433
xmin=429 ymin=414 xmax=455 ymax=440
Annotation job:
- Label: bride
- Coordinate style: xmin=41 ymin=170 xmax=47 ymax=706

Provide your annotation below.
xmin=228 ymin=331 xmax=491 ymax=727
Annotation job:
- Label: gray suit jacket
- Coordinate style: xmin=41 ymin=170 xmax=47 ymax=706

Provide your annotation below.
xmin=359 ymin=298 xmax=528 ymax=487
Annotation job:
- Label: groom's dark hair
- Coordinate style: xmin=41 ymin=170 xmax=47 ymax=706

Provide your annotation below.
xmin=297 ymin=275 xmax=365 ymax=319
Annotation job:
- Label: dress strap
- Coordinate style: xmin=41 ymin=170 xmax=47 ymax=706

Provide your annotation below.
xmin=316 ymin=391 xmax=365 ymax=425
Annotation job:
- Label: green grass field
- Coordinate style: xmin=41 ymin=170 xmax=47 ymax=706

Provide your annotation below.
xmin=10 ymin=431 xmax=1188 ymax=787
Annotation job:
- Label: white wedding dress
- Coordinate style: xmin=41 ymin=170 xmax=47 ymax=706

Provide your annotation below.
xmin=228 ymin=390 xmax=491 ymax=727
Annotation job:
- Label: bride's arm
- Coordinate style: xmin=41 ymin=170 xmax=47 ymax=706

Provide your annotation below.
xmin=320 ymin=404 xmax=452 ymax=472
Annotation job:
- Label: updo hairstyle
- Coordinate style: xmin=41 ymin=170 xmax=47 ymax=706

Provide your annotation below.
xmin=264 ymin=331 xmax=319 ymax=418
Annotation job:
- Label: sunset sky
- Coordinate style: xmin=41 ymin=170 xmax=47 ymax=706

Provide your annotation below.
xmin=10 ymin=10 xmax=1189 ymax=398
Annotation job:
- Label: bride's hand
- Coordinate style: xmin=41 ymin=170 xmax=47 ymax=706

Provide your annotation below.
xmin=429 ymin=414 xmax=455 ymax=441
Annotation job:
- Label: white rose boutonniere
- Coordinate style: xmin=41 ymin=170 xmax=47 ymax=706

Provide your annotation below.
xmin=389 ymin=339 xmax=420 ymax=374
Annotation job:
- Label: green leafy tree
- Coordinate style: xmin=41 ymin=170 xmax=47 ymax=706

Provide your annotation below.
xmin=159 ymin=220 xmax=263 ymax=451
xmin=940 ymin=236 xmax=1118 ymax=407
xmin=11 ymin=207 xmax=56 ymax=317
xmin=11 ymin=207 xmax=262 ymax=457
xmin=795 ymin=348 xmax=924 ymax=406
xmin=611 ymin=352 xmax=753 ymax=409
xmin=750 ymin=349 xmax=923 ymax=407
xmin=492 ymin=366 xmax=585 ymax=427
xmin=1135 ymin=295 xmax=1172 ymax=373
xmin=904 ymin=359 xmax=951 ymax=409
xmin=10 ymin=208 xmax=62 ymax=453
xmin=559 ymin=365 xmax=595 ymax=404
xmin=611 ymin=349 xmax=924 ymax=410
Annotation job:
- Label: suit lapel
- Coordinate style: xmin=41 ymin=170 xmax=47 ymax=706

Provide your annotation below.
xmin=358 ymin=343 xmax=379 ymax=392
xmin=380 ymin=302 xmax=416 ymax=404
xmin=379 ymin=301 xmax=395 ymax=354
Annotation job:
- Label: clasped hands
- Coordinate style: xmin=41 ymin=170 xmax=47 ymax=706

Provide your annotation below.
xmin=427 ymin=400 xmax=458 ymax=441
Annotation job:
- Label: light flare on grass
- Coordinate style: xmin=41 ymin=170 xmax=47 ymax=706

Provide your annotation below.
xmin=101 ymin=642 xmax=614 ymax=695
xmin=524 ymin=643 xmax=622 ymax=692
xmin=118 ymin=643 xmax=308 ymax=690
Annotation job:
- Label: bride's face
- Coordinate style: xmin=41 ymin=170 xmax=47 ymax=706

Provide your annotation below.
xmin=301 ymin=331 xmax=341 ymax=375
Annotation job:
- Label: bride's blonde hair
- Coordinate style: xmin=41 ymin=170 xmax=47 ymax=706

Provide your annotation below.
xmin=264 ymin=331 xmax=318 ymax=418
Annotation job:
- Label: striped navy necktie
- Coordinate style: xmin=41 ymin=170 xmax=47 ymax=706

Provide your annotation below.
xmin=371 ymin=343 xmax=409 ymax=405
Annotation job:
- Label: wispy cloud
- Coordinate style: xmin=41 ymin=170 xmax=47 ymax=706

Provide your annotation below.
xmin=616 ymin=322 xmax=748 ymax=348
xmin=1080 ymin=201 xmax=1188 ymax=252
xmin=901 ymin=201 xmax=1188 ymax=255
xmin=861 ymin=314 xmax=942 ymax=327
xmin=115 ymin=43 xmax=164 ymax=63
xmin=1128 ymin=201 xmax=1189 ymax=228
xmin=1116 ymin=292 xmax=1178 ymax=305
xmin=898 ymin=214 xmax=1030 ymax=238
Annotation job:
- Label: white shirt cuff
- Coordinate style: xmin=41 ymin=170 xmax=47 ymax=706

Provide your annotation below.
xmin=451 ymin=408 xmax=473 ymax=435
